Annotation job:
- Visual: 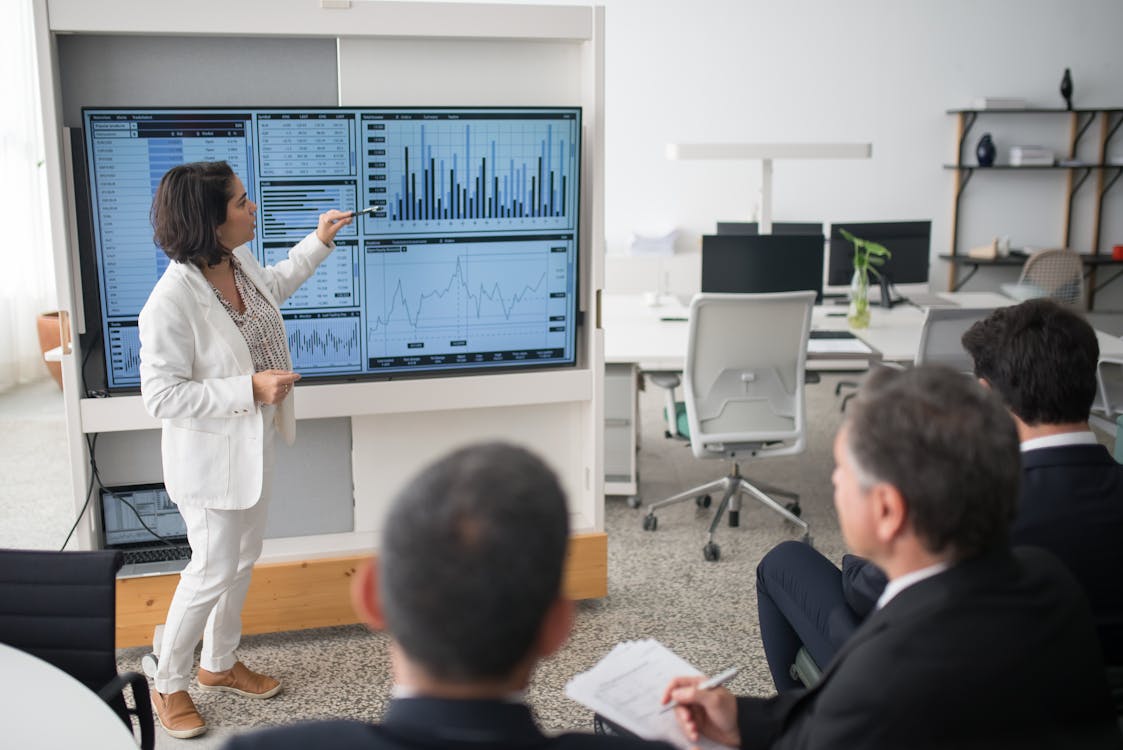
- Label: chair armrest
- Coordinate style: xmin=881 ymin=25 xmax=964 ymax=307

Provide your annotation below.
xmin=98 ymin=671 xmax=155 ymax=750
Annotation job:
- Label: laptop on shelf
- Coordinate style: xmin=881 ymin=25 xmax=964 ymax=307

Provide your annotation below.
xmin=99 ymin=482 xmax=192 ymax=577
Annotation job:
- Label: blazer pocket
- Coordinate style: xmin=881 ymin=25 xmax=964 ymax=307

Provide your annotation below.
xmin=163 ymin=425 xmax=231 ymax=504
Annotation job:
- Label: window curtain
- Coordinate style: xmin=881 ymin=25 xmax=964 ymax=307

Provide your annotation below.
xmin=0 ymin=0 xmax=56 ymax=392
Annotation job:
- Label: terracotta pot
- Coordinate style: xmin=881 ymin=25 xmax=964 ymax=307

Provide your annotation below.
xmin=36 ymin=312 xmax=64 ymax=390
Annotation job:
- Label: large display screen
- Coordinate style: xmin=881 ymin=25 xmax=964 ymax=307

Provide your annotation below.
xmin=81 ymin=106 xmax=581 ymax=391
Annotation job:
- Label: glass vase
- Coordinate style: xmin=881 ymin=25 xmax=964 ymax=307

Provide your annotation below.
xmin=848 ymin=268 xmax=870 ymax=329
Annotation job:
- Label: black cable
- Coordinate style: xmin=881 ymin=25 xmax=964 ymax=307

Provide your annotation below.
xmin=59 ymin=433 xmax=98 ymax=551
xmin=60 ymin=432 xmax=181 ymax=552
xmin=85 ymin=433 xmax=180 ymax=550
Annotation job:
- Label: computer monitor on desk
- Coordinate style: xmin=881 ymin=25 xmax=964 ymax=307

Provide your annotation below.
xmin=716 ymin=221 xmax=824 ymax=236
xmin=827 ymin=221 xmax=932 ymax=306
xmin=701 ymin=234 xmax=825 ymax=302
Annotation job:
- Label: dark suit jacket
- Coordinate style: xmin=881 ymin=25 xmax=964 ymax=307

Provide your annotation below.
xmin=740 ymin=548 xmax=1121 ymax=750
xmin=841 ymin=444 xmax=1123 ymax=664
xmin=1015 ymin=444 xmax=1123 ymax=664
xmin=222 ymin=697 xmax=674 ymax=750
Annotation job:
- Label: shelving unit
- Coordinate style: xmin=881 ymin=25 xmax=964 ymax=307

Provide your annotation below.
xmin=944 ymin=107 xmax=1123 ymax=304
xmin=32 ymin=0 xmax=609 ymax=646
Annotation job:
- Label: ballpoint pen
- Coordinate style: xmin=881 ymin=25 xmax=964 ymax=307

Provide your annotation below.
xmin=659 ymin=666 xmax=739 ymax=713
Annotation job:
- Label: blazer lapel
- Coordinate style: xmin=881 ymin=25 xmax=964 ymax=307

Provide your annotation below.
xmin=173 ymin=261 xmax=255 ymax=374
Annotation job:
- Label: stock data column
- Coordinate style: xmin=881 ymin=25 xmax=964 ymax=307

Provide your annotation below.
xmin=86 ymin=112 xmax=252 ymax=388
xmin=254 ymin=112 xmax=364 ymax=376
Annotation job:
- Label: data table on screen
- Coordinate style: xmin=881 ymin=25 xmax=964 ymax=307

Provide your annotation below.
xmin=263 ymin=241 xmax=359 ymax=311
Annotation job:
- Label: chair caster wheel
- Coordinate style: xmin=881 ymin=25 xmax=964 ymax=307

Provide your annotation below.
xmin=626 ymin=496 xmax=642 ymax=509
xmin=786 ymin=502 xmax=802 ymax=517
xmin=695 ymin=494 xmax=711 ymax=509
xmin=642 ymin=514 xmax=658 ymax=531
xmin=664 ymin=430 xmax=673 ymax=439
xmin=141 ymin=652 xmax=159 ymax=679
xmin=703 ymin=542 xmax=720 ymax=562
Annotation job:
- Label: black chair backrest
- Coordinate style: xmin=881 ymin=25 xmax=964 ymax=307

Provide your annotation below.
xmin=0 ymin=549 xmax=124 ymax=713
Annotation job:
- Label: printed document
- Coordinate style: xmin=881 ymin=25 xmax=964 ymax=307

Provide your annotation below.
xmin=565 ymin=639 xmax=730 ymax=750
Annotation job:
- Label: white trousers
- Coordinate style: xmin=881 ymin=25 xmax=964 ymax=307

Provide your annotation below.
xmin=155 ymin=406 xmax=275 ymax=694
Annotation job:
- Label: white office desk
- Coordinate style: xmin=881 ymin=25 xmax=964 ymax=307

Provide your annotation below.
xmin=0 ymin=643 xmax=137 ymax=749
xmin=601 ymin=291 xmax=1123 ymax=497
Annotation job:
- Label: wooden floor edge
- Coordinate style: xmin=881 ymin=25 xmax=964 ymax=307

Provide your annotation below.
xmin=116 ymin=531 xmax=608 ymax=648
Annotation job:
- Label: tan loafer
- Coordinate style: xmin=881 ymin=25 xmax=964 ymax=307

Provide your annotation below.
xmin=151 ymin=689 xmax=206 ymax=739
xmin=197 ymin=661 xmax=281 ymax=699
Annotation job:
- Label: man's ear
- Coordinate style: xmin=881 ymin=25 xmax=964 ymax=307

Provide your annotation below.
xmin=535 ymin=596 xmax=575 ymax=660
xmin=977 ymin=376 xmax=990 ymax=390
xmin=870 ymin=482 xmax=908 ymax=546
xmin=350 ymin=557 xmax=386 ymax=631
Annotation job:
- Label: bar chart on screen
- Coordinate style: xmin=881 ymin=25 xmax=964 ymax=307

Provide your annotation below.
xmin=363 ymin=112 xmax=579 ymax=233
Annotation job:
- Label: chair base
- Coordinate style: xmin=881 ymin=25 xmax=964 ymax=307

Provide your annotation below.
xmin=641 ymin=464 xmax=811 ymax=561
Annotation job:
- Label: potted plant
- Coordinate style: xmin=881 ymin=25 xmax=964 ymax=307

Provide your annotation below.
xmin=839 ymin=229 xmax=891 ymax=329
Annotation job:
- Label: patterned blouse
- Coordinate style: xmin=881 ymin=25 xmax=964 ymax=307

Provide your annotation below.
xmin=209 ymin=257 xmax=291 ymax=373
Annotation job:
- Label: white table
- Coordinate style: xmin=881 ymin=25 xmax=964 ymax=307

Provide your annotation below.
xmin=0 ymin=643 xmax=138 ymax=749
xmin=601 ymin=291 xmax=1123 ymax=496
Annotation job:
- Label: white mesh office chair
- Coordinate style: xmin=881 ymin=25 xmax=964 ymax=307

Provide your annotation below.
xmin=837 ymin=306 xmax=992 ymax=410
xmin=641 ymin=292 xmax=814 ymax=561
xmin=1001 ymin=248 xmax=1086 ymax=309
xmin=914 ymin=306 xmax=995 ymax=370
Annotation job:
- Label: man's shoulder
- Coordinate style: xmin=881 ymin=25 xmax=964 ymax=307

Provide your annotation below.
xmin=223 ymin=720 xmax=375 ymax=749
xmin=222 ymin=720 xmax=675 ymax=750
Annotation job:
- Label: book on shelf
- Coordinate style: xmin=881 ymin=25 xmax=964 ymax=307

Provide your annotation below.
xmin=971 ymin=96 xmax=1028 ymax=110
xmin=1009 ymin=145 xmax=1054 ymax=167
xmin=564 ymin=639 xmax=728 ymax=750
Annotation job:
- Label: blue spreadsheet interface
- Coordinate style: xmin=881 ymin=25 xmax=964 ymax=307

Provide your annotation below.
xmin=82 ymin=107 xmax=582 ymax=390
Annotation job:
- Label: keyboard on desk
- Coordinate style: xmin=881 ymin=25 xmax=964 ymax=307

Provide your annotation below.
xmin=121 ymin=545 xmax=192 ymax=565
xmin=809 ymin=330 xmax=857 ymax=340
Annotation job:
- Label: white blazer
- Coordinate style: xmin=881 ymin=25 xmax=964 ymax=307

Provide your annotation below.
xmin=138 ymin=233 xmax=332 ymax=510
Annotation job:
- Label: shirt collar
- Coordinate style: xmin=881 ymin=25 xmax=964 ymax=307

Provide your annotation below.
xmin=391 ymin=684 xmax=527 ymax=704
xmin=876 ymin=561 xmax=950 ymax=610
xmin=1020 ymin=431 xmax=1098 ymax=453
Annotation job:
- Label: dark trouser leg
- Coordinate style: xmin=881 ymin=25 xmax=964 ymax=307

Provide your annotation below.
xmin=756 ymin=540 xmax=863 ymax=691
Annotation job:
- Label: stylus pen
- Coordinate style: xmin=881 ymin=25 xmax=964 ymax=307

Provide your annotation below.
xmin=659 ymin=667 xmax=739 ymax=714
xmin=347 ymin=205 xmax=385 ymax=218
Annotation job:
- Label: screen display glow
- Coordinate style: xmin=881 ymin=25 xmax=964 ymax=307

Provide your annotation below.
xmin=82 ymin=106 xmax=581 ymax=390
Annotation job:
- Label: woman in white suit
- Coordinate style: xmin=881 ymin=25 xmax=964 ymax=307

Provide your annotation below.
xmin=138 ymin=161 xmax=352 ymax=739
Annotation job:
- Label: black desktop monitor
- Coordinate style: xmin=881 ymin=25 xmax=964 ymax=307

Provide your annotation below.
xmin=827 ymin=221 xmax=932 ymax=287
xmin=716 ymin=221 xmax=823 ymax=236
xmin=701 ymin=234 xmax=825 ymax=302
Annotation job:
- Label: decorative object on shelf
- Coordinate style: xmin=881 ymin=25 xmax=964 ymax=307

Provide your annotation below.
xmin=1060 ymin=68 xmax=1073 ymax=111
xmin=840 ymin=229 xmax=891 ymax=329
xmin=36 ymin=311 xmax=63 ymax=389
xmin=975 ymin=133 xmax=996 ymax=167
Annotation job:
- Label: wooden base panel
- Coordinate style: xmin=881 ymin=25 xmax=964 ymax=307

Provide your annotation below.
xmin=115 ymin=531 xmax=607 ymax=648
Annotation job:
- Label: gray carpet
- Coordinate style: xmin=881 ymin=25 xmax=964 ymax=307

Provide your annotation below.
xmin=109 ymin=373 xmax=852 ymax=747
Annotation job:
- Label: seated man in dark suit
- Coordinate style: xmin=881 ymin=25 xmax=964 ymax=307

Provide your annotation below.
xmin=663 ymin=365 xmax=1120 ymax=749
xmin=223 ymin=443 xmax=672 ymax=750
xmin=756 ymin=298 xmax=1123 ymax=691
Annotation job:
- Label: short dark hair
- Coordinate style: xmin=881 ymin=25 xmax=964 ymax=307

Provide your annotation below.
xmin=150 ymin=161 xmax=235 ymax=268
xmin=846 ymin=365 xmax=1020 ymax=561
xmin=961 ymin=299 xmax=1099 ymax=425
xmin=378 ymin=442 xmax=570 ymax=682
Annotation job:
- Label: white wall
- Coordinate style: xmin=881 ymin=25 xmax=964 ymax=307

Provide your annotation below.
xmin=441 ymin=0 xmax=1123 ymax=300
